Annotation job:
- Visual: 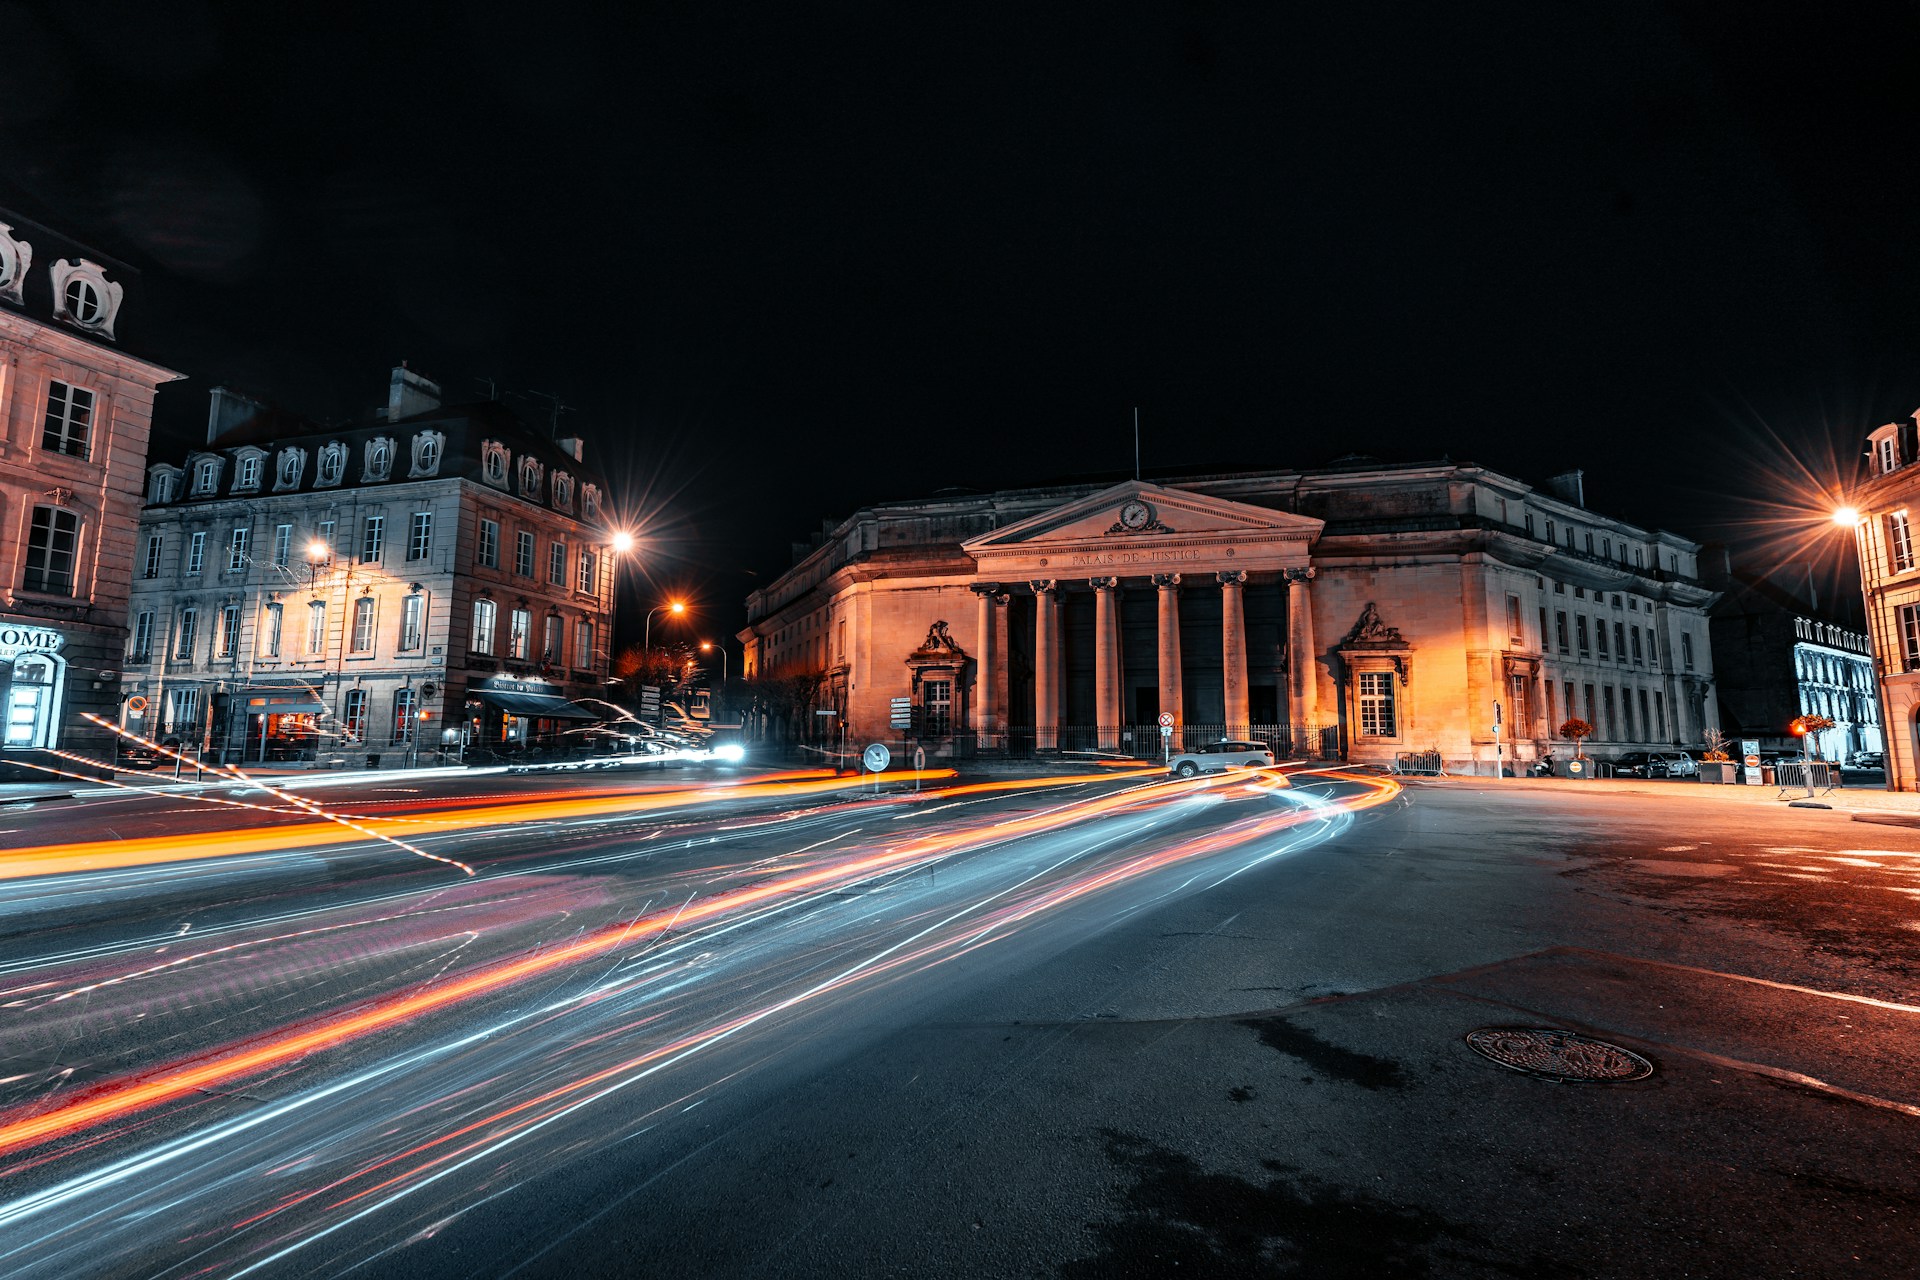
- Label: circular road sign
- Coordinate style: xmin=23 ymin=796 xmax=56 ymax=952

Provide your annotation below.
xmin=1157 ymin=712 xmax=1175 ymax=727
xmin=863 ymin=743 xmax=892 ymax=773
xmin=126 ymin=695 xmax=148 ymax=714
xmin=1743 ymin=754 xmax=1761 ymax=767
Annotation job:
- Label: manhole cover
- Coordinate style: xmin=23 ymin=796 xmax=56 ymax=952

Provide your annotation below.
xmin=1464 ymin=1027 xmax=1653 ymax=1083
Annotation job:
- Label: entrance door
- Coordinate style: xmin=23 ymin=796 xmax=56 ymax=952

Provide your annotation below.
xmin=1249 ymin=685 xmax=1279 ymax=726
xmin=1133 ymin=687 xmax=1158 ymax=727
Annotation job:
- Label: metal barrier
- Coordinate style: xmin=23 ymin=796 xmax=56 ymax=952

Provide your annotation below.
xmin=1773 ymin=760 xmax=1840 ymax=795
xmin=1394 ymin=751 xmax=1444 ymax=776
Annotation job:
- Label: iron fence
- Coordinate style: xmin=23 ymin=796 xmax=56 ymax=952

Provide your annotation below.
xmin=998 ymin=724 xmax=1341 ymax=762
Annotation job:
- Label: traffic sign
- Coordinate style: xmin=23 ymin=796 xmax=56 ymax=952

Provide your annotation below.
xmin=889 ymin=696 xmax=914 ymax=728
xmin=863 ymin=743 xmax=891 ymax=772
xmin=1157 ymin=712 xmax=1174 ymax=728
xmin=1159 ymin=724 xmax=1172 ymax=739
xmin=126 ymin=695 xmax=148 ymax=714
xmin=1743 ymin=754 xmax=1760 ymax=768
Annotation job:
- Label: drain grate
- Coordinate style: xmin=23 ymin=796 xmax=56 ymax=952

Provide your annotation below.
xmin=1464 ymin=1027 xmax=1653 ymax=1083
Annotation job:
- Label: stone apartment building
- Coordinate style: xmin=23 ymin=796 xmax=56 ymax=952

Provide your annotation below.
xmin=1707 ymin=570 xmax=1880 ymax=761
xmin=0 ymin=211 xmax=182 ymax=772
xmin=1840 ymin=412 xmax=1920 ymax=789
xmin=125 ymin=368 xmax=619 ymax=763
xmin=741 ymin=459 xmax=1720 ymax=773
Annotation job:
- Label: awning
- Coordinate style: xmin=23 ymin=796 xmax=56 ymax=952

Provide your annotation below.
xmin=241 ymin=687 xmax=325 ymax=715
xmin=474 ymin=689 xmax=600 ymax=721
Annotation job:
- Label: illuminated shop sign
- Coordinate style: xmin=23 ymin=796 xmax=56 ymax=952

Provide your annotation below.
xmin=0 ymin=625 xmax=64 ymax=661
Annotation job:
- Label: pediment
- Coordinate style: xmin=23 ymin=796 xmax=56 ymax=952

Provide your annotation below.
xmin=964 ymin=482 xmax=1322 ymax=552
xmin=963 ymin=482 xmax=1322 ymax=578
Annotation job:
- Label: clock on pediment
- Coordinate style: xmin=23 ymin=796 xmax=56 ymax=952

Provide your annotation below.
xmin=1107 ymin=499 xmax=1172 ymax=535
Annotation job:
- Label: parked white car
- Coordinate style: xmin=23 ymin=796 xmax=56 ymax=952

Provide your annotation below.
xmin=1168 ymin=739 xmax=1275 ymax=777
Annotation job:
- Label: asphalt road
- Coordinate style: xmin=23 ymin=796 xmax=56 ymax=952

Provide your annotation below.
xmin=0 ymin=768 xmax=1913 ymax=1277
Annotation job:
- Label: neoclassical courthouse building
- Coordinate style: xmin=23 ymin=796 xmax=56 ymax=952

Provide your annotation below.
xmin=741 ymin=461 xmax=1721 ymax=773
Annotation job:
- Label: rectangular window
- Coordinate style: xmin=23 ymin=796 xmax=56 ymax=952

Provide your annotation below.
xmin=1603 ymin=687 xmax=1616 ymax=739
xmin=1546 ymin=519 xmax=1555 ymax=543
xmin=575 ymin=618 xmax=595 ymax=668
xmin=1584 ymin=532 xmax=1593 ymax=553
xmin=1681 ymin=632 xmax=1695 ymax=670
xmin=516 ymin=530 xmax=535 ymax=577
xmin=1601 ymin=538 xmax=1610 ymax=560
xmin=144 ymin=534 xmax=164 ymax=580
xmin=360 ymin=514 xmax=384 ymax=564
xmin=1631 ymin=627 xmax=1644 ymax=663
xmin=228 ymin=526 xmax=249 ymax=572
xmin=263 ymin=602 xmax=283 ymax=658
xmin=318 ymin=520 xmax=335 ymax=566
xmin=1538 ymin=607 xmax=1548 ymax=651
xmin=176 ymin=607 xmax=199 ymax=660
xmin=1638 ymin=689 xmax=1653 ymax=742
xmin=1901 ymin=605 xmax=1920 ymax=670
xmin=1576 ymin=616 xmax=1589 ymax=654
xmin=237 ymin=455 xmax=260 ymax=490
xmin=186 ymin=531 xmax=206 ymax=576
xmin=1555 ymin=611 xmax=1569 ymax=653
xmin=1545 ymin=680 xmax=1557 ymax=731
xmin=1357 ymin=671 xmax=1396 ymax=736
xmin=24 ymin=507 xmax=80 ymax=595
xmin=1583 ymin=683 xmax=1596 ymax=726
xmin=216 ymin=604 xmax=241 ymax=658
xmin=274 ymin=524 xmax=292 ymax=568
xmin=130 ymin=610 xmax=154 ymax=662
xmin=924 ymin=679 xmax=952 ymax=734
xmin=1506 ymin=593 xmax=1523 ymax=641
xmin=42 ymin=380 xmax=94 ymax=457
xmin=307 ymin=601 xmax=327 ymax=655
xmin=351 ymin=597 xmax=376 ymax=653
xmin=1525 ymin=513 xmax=1535 ymax=537
xmin=400 ymin=594 xmax=424 ymax=651
xmin=170 ymin=686 xmax=198 ymax=736
xmin=1613 ymin=621 xmax=1627 ymax=662
xmin=544 ymin=614 xmax=563 ymax=665
xmin=408 ymin=512 xmax=432 ymax=561
xmin=549 ymin=540 xmax=567 ymax=586
xmin=343 ymin=688 xmax=367 ymax=742
xmin=393 ymin=688 xmax=418 ymax=744
xmin=509 ymin=607 xmax=531 ymax=659
xmin=577 ymin=549 xmax=597 ymax=594
xmin=1880 ymin=437 xmax=1899 ymax=474
xmin=1653 ymin=691 xmax=1666 ymax=739
xmin=1890 ymin=512 xmax=1915 ymax=572
xmin=1596 ymin=619 xmax=1609 ymax=658
xmin=471 ymin=599 xmax=497 ymax=654
xmin=478 ymin=519 xmax=499 ymax=569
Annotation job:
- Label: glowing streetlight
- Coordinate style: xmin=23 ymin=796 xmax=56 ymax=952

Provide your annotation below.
xmin=610 ymin=530 xmax=635 ymax=554
xmin=700 ymin=640 xmax=729 ymax=682
xmin=1832 ymin=505 xmax=1861 ymax=528
xmin=645 ymin=599 xmax=688 ymax=649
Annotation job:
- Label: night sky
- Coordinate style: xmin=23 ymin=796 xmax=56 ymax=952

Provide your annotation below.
xmin=7 ymin=1 xmax=1919 ymax=633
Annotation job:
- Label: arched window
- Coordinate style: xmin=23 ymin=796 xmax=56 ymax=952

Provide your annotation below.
xmin=364 ymin=437 xmax=394 ymax=481
xmin=520 ymin=455 xmax=543 ymax=497
xmin=410 ymin=431 xmax=443 ymax=478
xmin=317 ymin=442 xmax=347 ymax=487
xmin=276 ymin=448 xmax=306 ymax=490
xmin=482 ymin=442 xmax=509 ymax=487
xmin=64 ymin=277 xmax=102 ymax=324
xmin=552 ymin=471 xmax=573 ymax=510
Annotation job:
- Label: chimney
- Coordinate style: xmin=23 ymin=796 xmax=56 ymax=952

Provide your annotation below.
xmin=206 ymin=385 xmax=262 ymax=444
xmin=1542 ymin=468 xmax=1585 ymax=508
xmin=556 ymin=436 xmax=584 ymax=462
xmin=385 ymin=364 xmax=441 ymax=422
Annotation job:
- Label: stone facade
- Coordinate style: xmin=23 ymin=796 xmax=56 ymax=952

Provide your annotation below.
xmin=742 ymin=462 xmax=1721 ymax=773
xmin=126 ymin=368 xmax=618 ymax=764
xmin=1841 ymin=413 xmax=1920 ymax=789
xmin=0 ymin=212 xmax=182 ymax=774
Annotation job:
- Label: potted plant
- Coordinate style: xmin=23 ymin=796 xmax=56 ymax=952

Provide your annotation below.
xmin=1556 ymin=718 xmax=1594 ymax=778
xmin=1697 ymin=728 xmax=1737 ymax=784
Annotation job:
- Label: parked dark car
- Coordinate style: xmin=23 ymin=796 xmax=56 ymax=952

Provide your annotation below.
xmin=1850 ymin=750 xmax=1884 ymax=770
xmin=115 ymin=744 xmax=159 ymax=770
xmin=1610 ymin=750 xmax=1695 ymax=779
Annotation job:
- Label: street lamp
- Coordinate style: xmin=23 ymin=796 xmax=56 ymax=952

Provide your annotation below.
xmin=645 ymin=599 xmax=687 ymax=649
xmin=1833 ymin=504 xmax=1894 ymax=791
xmin=699 ymin=640 xmax=729 ymax=682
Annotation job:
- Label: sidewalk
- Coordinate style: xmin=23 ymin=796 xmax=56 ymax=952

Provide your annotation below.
xmin=0 ymin=761 xmax=485 ymax=806
xmin=1402 ymin=771 xmax=1920 ymax=821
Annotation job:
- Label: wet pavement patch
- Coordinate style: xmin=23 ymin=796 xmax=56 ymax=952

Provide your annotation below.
xmin=1464 ymin=1027 xmax=1653 ymax=1083
xmin=1238 ymin=1016 xmax=1406 ymax=1091
xmin=1063 ymin=1130 xmax=1493 ymax=1279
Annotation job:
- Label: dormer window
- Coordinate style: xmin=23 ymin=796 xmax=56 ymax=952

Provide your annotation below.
xmin=192 ymin=457 xmax=222 ymax=496
xmin=519 ymin=455 xmax=543 ymax=497
xmin=48 ymin=258 xmax=124 ymax=339
xmin=409 ymin=430 xmax=444 ymax=478
xmin=1878 ymin=436 xmax=1899 ymax=476
xmin=363 ymin=436 xmax=395 ymax=481
xmin=316 ymin=441 xmax=347 ymax=487
xmin=234 ymin=452 xmax=264 ymax=492
xmin=482 ymin=441 xmax=509 ymax=487
xmin=0 ymin=223 xmax=29 ymax=306
xmin=582 ymin=484 xmax=601 ymax=520
xmin=148 ymin=469 xmax=176 ymax=504
xmin=552 ymin=471 xmax=573 ymax=511
xmin=275 ymin=446 xmax=307 ymax=490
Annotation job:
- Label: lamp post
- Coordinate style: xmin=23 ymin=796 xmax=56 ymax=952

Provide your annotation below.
xmin=1834 ymin=505 xmax=1896 ymax=792
xmin=699 ymin=640 xmax=729 ymax=682
xmin=645 ymin=599 xmax=687 ymax=650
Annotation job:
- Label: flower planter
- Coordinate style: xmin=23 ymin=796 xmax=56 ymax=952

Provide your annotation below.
xmin=1554 ymin=758 xmax=1594 ymax=779
xmin=1697 ymin=762 xmax=1738 ymax=785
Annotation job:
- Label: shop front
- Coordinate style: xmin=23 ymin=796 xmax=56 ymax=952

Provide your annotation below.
xmin=230 ymin=684 xmax=328 ymax=763
xmin=462 ymin=675 xmax=600 ymax=762
xmin=0 ymin=625 xmax=68 ymax=754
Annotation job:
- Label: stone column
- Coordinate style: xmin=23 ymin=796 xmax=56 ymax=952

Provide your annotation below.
xmin=1091 ymin=576 xmax=1121 ymax=750
xmin=1031 ymin=579 xmax=1060 ymax=751
xmin=1285 ymin=568 xmax=1317 ymax=753
xmin=971 ymin=583 xmax=1003 ymax=747
xmin=1218 ymin=569 xmax=1249 ymax=733
xmin=1153 ymin=573 xmax=1183 ymax=744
